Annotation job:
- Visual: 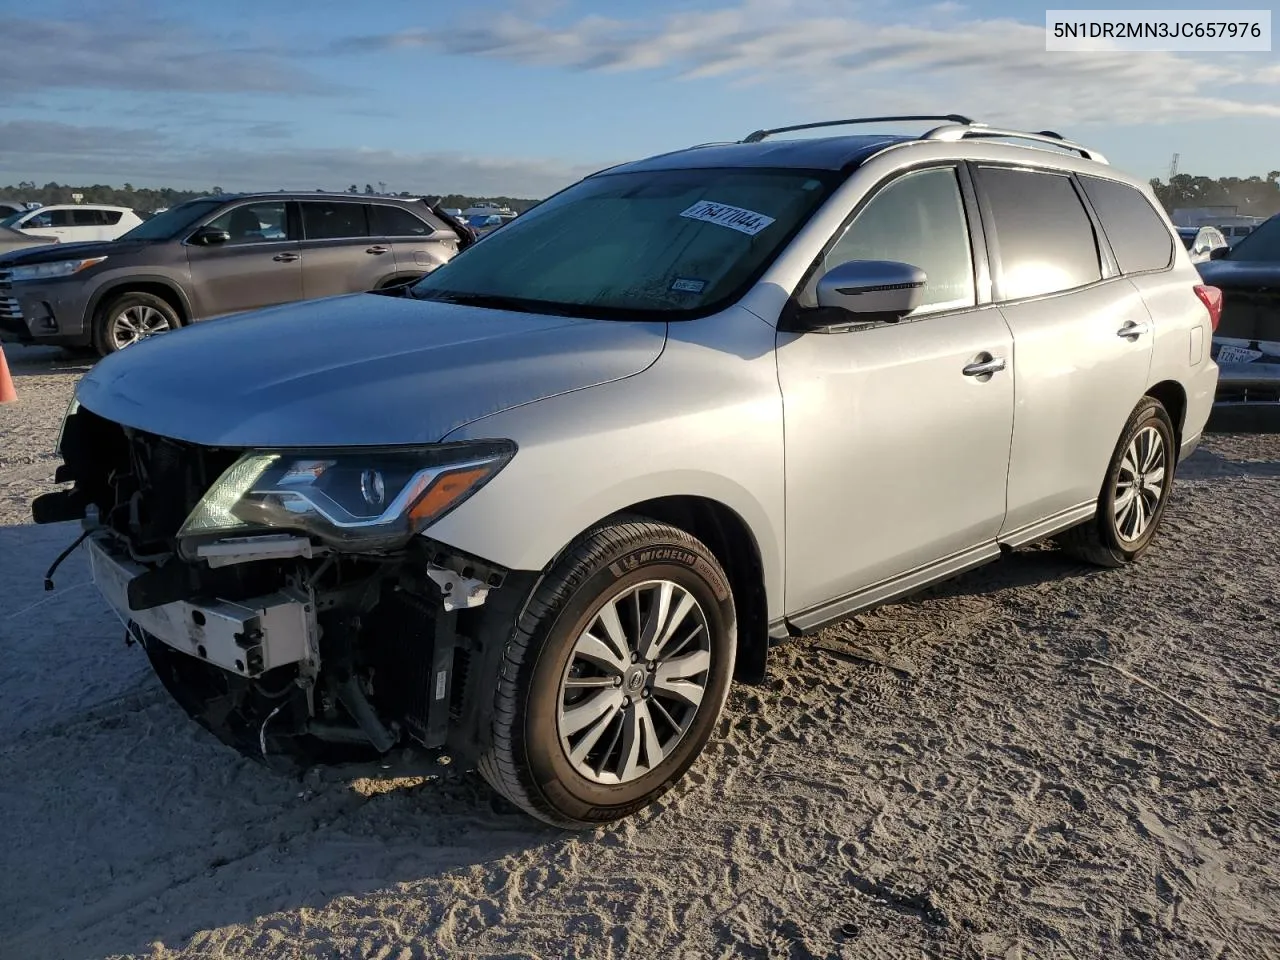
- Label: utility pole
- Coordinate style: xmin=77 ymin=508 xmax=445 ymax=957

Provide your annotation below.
xmin=1169 ymin=153 xmax=1180 ymax=179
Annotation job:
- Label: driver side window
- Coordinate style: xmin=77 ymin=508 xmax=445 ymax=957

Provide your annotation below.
xmin=800 ymin=167 xmax=976 ymax=314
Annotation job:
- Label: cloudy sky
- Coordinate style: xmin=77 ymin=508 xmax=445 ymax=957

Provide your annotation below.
xmin=2 ymin=0 xmax=1277 ymax=197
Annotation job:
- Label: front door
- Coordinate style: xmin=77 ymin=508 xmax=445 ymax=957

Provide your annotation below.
xmin=185 ymin=200 xmax=302 ymax=318
xmin=778 ymin=165 xmax=1015 ymax=623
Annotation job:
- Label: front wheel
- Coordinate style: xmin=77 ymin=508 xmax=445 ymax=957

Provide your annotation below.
xmin=1057 ymin=396 xmax=1176 ymax=567
xmin=477 ymin=518 xmax=737 ymax=828
xmin=92 ymin=291 xmax=180 ymax=357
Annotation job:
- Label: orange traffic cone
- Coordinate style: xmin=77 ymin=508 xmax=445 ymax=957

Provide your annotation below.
xmin=0 ymin=345 xmax=17 ymax=404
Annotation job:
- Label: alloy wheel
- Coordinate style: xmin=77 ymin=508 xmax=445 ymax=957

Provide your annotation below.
xmin=557 ymin=579 xmax=712 ymax=785
xmin=1113 ymin=425 xmax=1166 ymax=542
xmin=111 ymin=305 xmax=172 ymax=349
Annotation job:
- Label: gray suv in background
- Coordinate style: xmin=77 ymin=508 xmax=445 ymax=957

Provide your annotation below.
xmin=0 ymin=192 xmax=464 ymax=356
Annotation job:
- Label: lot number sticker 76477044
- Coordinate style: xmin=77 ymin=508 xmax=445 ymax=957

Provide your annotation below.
xmin=679 ymin=200 xmax=776 ymax=236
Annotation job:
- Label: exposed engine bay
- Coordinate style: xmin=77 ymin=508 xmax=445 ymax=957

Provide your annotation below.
xmin=33 ymin=405 xmax=532 ymax=769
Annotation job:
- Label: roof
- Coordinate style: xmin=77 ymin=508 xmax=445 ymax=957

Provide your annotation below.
xmin=31 ymin=203 xmax=136 ymax=212
xmin=601 ymin=135 xmax=916 ymax=175
xmin=194 ymin=191 xmax=425 ymax=203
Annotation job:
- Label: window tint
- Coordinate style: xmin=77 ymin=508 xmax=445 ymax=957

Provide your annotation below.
xmin=302 ymin=201 xmax=369 ymax=240
xmin=1078 ymin=175 xmax=1172 ymax=274
xmin=101 ymin=210 xmax=123 ymax=225
xmin=27 ymin=209 xmax=73 ymax=228
xmin=803 ymin=166 xmax=975 ymax=312
xmin=72 ymin=209 xmax=105 ymax=226
xmin=1224 ymin=216 xmax=1280 ymax=262
xmin=370 ymin=204 xmax=433 ymax=237
xmin=411 ymin=167 xmax=834 ymax=318
xmin=206 ymin=202 xmax=290 ymax=244
xmin=978 ymin=167 xmax=1101 ymax=300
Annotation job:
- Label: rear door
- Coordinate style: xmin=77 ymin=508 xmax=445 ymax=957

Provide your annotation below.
xmin=298 ymin=200 xmax=388 ymax=298
xmin=369 ymin=203 xmax=456 ymax=279
xmin=184 ymin=199 xmax=302 ymax=318
xmin=973 ymin=165 xmax=1154 ymax=536
xmin=71 ymin=208 xmax=112 ymax=242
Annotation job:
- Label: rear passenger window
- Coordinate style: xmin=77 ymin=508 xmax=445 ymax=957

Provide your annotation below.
xmin=978 ymin=167 xmax=1101 ymax=301
xmin=301 ymin=201 xmax=369 ymax=240
xmin=370 ymin=205 xmax=433 ymax=237
xmin=1078 ymin=176 xmax=1173 ymax=274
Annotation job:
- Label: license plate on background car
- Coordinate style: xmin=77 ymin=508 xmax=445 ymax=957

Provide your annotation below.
xmin=1216 ymin=344 xmax=1264 ymax=364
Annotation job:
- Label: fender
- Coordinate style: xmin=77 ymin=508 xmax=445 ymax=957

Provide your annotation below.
xmin=86 ymin=274 xmax=194 ymax=325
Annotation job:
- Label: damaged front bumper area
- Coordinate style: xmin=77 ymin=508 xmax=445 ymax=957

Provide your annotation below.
xmin=34 ymin=405 xmax=532 ymax=769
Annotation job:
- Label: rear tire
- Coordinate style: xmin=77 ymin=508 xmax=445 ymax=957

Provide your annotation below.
xmin=1057 ymin=396 xmax=1176 ymax=567
xmin=477 ymin=518 xmax=737 ymax=828
xmin=92 ymin=291 xmax=180 ymax=357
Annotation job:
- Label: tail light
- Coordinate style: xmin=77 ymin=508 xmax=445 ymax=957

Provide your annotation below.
xmin=1194 ymin=284 xmax=1222 ymax=332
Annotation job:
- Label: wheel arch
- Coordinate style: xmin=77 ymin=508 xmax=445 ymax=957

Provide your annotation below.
xmin=608 ymin=495 xmax=771 ymax=685
xmin=87 ymin=277 xmax=192 ymax=327
xmin=374 ymin=272 xmax=425 ymax=290
xmin=1145 ymin=380 xmax=1187 ymax=451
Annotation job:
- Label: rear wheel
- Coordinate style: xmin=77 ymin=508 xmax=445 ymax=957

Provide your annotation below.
xmin=1057 ymin=396 xmax=1176 ymax=567
xmin=92 ymin=291 xmax=180 ymax=356
xmin=477 ymin=518 xmax=737 ymax=827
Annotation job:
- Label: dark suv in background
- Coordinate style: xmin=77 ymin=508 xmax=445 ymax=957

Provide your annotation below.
xmin=0 ymin=192 xmax=465 ymax=356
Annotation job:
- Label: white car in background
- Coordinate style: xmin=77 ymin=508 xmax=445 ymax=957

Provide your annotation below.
xmin=0 ymin=204 xmax=143 ymax=243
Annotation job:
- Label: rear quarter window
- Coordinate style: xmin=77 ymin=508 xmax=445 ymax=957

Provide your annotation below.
xmin=1078 ymin=175 xmax=1173 ymax=275
xmin=370 ymin=205 xmax=433 ymax=237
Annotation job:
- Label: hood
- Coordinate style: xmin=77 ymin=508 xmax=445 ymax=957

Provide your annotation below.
xmin=0 ymin=238 xmax=138 ymax=265
xmin=76 ymin=292 xmax=667 ymax=447
xmin=1196 ymin=259 xmax=1280 ymax=290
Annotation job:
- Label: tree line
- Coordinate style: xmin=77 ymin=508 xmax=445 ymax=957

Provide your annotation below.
xmin=5 ymin=173 xmax=1279 ymax=221
xmin=0 ymin=181 xmax=540 ymax=215
xmin=1148 ymin=171 xmax=1280 ymax=218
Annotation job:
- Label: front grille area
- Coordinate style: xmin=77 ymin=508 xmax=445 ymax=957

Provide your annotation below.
xmin=0 ymin=268 xmax=22 ymax=329
xmin=61 ymin=407 xmax=238 ymax=556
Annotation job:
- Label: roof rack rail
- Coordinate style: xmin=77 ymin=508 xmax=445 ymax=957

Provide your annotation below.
xmin=920 ymin=122 xmax=1108 ymax=164
xmin=741 ymin=115 xmax=975 ymax=143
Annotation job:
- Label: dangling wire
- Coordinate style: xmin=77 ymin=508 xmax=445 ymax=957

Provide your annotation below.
xmin=43 ymin=529 xmax=91 ymax=591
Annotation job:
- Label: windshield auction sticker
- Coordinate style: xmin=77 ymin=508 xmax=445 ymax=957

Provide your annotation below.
xmin=679 ymin=201 xmax=776 ymax=236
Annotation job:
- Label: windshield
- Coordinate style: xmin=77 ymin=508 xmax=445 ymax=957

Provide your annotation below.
xmin=1225 ymin=216 xmax=1280 ymax=262
xmin=117 ymin=199 xmax=225 ymax=241
xmin=0 ymin=212 xmax=26 ymax=229
xmin=409 ymin=167 xmax=835 ymax=319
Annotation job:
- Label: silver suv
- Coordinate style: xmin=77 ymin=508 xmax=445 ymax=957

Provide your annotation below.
xmin=36 ymin=116 xmax=1221 ymax=827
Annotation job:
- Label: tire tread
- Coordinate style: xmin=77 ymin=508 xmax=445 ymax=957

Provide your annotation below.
xmin=476 ymin=516 xmax=730 ymax=828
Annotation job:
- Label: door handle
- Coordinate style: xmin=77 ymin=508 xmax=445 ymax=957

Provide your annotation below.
xmin=273 ymin=253 xmax=300 ymax=263
xmin=366 ymin=245 xmax=389 ymax=255
xmin=962 ymin=354 xmax=1006 ymax=378
xmin=1116 ymin=320 xmax=1151 ymax=339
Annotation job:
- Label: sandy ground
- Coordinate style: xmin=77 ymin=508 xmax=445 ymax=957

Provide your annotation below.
xmin=1 ymin=343 xmax=1277 ymax=960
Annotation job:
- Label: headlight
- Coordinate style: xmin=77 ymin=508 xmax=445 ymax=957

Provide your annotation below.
xmin=177 ymin=442 xmax=514 ymax=558
xmin=10 ymin=257 xmax=108 ymax=282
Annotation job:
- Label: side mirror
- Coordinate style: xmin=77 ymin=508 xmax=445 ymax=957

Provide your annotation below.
xmin=784 ymin=260 xmax=926 ymax=332
xmin=1208 ymin=245 xmax=1230 ymax=260
xmin=190 ymin=225 xmax=230 ymax=246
